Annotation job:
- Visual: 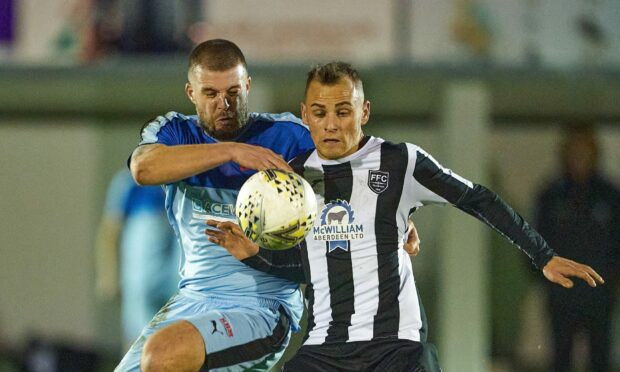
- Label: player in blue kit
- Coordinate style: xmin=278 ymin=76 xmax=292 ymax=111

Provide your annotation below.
xmin=96 ymin=168 xmax=178 ymax=350
xmin=115 ymin=39 xmax=315 ymax=371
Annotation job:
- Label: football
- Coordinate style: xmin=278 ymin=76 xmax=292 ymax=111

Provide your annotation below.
xmin=235 ymin=169 xmax=317 ymax=250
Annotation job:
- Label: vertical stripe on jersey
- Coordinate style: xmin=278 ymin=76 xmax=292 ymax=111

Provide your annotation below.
xmin=323 ymin=162 xmax=355 ymax=343
xmin=299 ymin=241 xmax=316 ymax=342
xmin=373 ymin=142 xmax=408 ymax=339
xmin=346 ymin=155 xmax=380 ymax=341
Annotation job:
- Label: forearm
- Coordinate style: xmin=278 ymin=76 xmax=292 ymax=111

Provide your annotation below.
xmin=456 ymin=184 xmax=555 ymax=269
xmin=130 ymin=143 xmax=233 ymax=185
xmin=241 ymin=246 xmax=307 ymax=284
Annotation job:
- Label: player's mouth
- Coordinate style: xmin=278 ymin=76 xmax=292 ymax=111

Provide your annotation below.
xmin=216 ymin=116 xmax=235 ymax=125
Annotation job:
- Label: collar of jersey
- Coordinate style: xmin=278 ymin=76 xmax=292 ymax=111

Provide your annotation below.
xmin=314 ymin=136 xmax=378 ymax=165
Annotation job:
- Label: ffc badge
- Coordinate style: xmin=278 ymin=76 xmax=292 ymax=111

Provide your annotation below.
xmin=368 ymin=170 xmax=389 ymax=194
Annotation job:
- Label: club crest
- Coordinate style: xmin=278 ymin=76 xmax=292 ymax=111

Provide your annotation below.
xmin=368 ymin=170 xmax=389 ymax=194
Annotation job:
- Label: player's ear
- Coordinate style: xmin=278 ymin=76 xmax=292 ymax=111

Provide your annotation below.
xmin=246 ymin=76 xmax=252 ymax=93
xmin=185 ymin=82 xmax=196 ymax=104
xmin=361 ymin=100 xmax=370 ymax=126
xmin=300 ymin=102 xmax=308 ymax=124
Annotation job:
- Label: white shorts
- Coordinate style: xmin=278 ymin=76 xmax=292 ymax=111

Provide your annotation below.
xmin=115 ymin=289 xmax=292 ymax=371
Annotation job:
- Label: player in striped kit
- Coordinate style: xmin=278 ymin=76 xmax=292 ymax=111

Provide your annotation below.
xmin=207 ymin=62 xmax=604 ymax=371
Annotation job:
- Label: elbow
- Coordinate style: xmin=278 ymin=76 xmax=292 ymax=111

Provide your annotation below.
xmin=130 ymin=155 xmax=156 ymax=186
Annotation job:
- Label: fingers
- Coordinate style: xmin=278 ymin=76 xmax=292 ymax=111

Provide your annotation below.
xmin=205 ymin=219 xmax=235 ymax=244
xmin=404 ymin=244 xmax=420 ymax=257
xmin=558 ymin=276 xmax=574 ymax=289
xmin=403 ymin=220 xmax=421 ymax=256
xmin=267 ymin=154 xmax=292 ymax=172
xmin=256 ymin=147 xmax=290 ymax=171
xmin=205 ymin=219 xmax=249 ymax=246
xmin=237 ymin=144 xmax=292 ymax=171
xmin=406 ymin=221 xmax=419 ymax=243
xmin=561 ymin=259 xmax=602 ymax=287
xmin=543 ymin=256 xmax=605 ymax=288
xmin=584 ymin=265 xmax=605 ymax=285
xmin=205 ymin=225 xmax=223 ymax=244
xmin=206 ymin=219 xmax=237 ymax=231
xmin=403 ymin=235 xmax=420 ymax=256
xmin=570 ymin=265 xmax=600 ymax=287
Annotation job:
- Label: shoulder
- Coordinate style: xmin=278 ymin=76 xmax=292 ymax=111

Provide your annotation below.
xmin=144 ymin=111 xmax=195 ymax=130
xmin=377 ymin=138 xmax=412 ymax=151
xmin=140 ymin=111 xmax=197 ymax=145
xmin=249 ymin=112 xmax=309 ymax=133
xmin=365 ymin=137 xmax=426 ymax=161
xmin=378 ymin=139 xmax=427 ymax=160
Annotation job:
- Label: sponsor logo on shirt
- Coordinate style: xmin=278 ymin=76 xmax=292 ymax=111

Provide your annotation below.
xmin=313 ymin=200 xmax=364 ymax=252
xmin=210 ymin=320 xmax=224 ymax=335
xmin=192 ymin=200 xmax=235 ymax=219
xmin=219 ymin=317 xmax=234 ymax=337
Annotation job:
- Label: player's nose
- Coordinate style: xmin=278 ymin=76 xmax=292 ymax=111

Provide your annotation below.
xmin=216 ymin=94 xmax=230 ymax=110
xmin=325 ymin=113 xmax=338 ymax=131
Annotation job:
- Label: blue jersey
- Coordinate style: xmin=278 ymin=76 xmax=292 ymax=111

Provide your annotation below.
xmin=137 ymin=111 xmax=314 ymax=329
xmin=105 ymin=169 xmax=166 ymax=220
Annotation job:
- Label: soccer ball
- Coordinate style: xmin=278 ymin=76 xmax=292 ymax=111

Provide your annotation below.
xmin=235 ymin=169 xmax=317 ymax=250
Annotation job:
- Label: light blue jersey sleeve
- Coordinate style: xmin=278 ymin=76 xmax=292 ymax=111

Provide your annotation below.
xmin=104 ymin=169 xmax=135 ymax=220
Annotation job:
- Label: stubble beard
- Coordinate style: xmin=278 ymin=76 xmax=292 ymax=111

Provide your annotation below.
xmin=200 ymin=93 xmax=249 ymax=141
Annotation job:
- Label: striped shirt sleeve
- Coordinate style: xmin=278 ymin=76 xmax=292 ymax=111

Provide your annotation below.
xmin=241 ymin=245 xmax=307 ymax=284
xmin=412 ymin=147 xmax=555 ymax=269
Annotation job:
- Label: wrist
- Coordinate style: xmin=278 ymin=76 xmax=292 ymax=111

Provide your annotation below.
xmin=220 ymin=142 xmax=237 ymax=163
xmin=248 ymin=243 xmax=260 ymax=258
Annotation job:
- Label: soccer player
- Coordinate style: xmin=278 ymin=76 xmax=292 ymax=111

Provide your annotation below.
xmin=95 ymin=168 xmax=178 ymax=350
xmin=206 ymin=62 xmax=605 ymax=371
xmin=115 ymin=39 xmax=315 ymax=372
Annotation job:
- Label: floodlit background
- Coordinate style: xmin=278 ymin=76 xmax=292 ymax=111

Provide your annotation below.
xmin=1 ymin=0 xmax=619 ymax=371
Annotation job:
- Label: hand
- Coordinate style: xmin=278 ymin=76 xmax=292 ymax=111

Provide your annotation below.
xmin=229 ymin=143 xmax=292 ymax=171
xmin=542 ymin=256 xmax=605 ymax=288
xmin=404 ymin=219 xmax=421 ymax=257
xmin=206 ymin=219 xmax=260 ymax=260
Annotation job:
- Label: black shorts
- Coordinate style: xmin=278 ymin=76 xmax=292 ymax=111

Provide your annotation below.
xmin=282 ymin=338 xmax=441 ymax=372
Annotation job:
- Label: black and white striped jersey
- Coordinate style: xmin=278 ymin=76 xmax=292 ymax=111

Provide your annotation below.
xmin=243 ymin=136 xmax=554 ymax=346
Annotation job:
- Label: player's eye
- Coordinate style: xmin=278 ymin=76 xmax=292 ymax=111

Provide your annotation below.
xmin=204 ymin=91 xmax=217 ymax=98
xmin=312 ymin=110 xmax=325 ymax=117
xmin=337 ymin=110 xmax=351 ymax=117
xmin=228 ymin=89 xmax=239 ymax=97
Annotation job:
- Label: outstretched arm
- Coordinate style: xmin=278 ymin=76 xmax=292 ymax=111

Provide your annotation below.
xmin=412 ymin=148 xmax=604 ymax=287
xmin=130 ymin=142 xmax=291 ymax=185
xmin=205 ymin=220 xmax=307 ymax=283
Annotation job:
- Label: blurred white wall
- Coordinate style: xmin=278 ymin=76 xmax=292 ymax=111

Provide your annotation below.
xmin=0 ymin=122 xmax=99 ymax=345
